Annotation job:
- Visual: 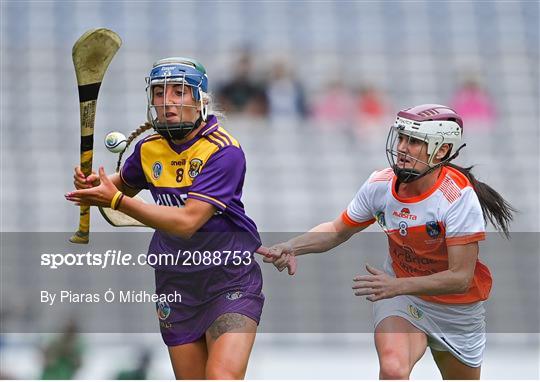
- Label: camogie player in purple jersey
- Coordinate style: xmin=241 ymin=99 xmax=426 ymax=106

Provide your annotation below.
xmin=66 ymin=57 xmax=292 ymax=379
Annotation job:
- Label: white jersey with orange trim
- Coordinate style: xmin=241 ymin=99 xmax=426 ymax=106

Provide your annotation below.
xmin=343 ymin=166 xmax=491 ymax=304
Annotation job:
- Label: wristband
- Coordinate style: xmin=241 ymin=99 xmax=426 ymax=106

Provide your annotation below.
xmin=110 ymin=191 xmax=123 ymax=210
xmin=115 ymin=193 xmax=125 ymax=210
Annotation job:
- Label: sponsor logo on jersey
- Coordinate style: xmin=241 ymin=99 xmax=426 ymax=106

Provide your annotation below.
xmin=426 ymin=221 xmax=441 ymax=238
xmin=157 ymin=300 xmax=171 ymax=320
xmin=392 ymin=207 xmax=417 ymax=220
xmin=226 ymin=291 xmax=243 ymax=300
xmin=189 ymin=158 xmax=203 ymax=178
xmin=407 ymin=304 xmax=424 ymax=320
xmin=170 ymin=159 xmax=186 ymax=166
xmin=152 ymin=161 xmax=163 ymax=180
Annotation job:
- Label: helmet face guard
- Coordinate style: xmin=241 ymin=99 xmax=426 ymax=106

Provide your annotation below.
xmin=146 ymin=57 xmax=209 ymax=140
xmin=386 ymin=105 xmax=465 ymax=183
xmin=386 ymin=126 xmax=433 ymax=183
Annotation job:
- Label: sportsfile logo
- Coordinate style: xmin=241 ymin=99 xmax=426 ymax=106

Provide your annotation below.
xmin=392 ymin=208 xmax=417 ymax=221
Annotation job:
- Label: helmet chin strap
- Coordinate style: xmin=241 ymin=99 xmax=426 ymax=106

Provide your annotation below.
xmin=154 ymin=115 xmax=204 ymax=140
xmin=199 ymin=88 xmax=208 ymax=121
xmin=394 ymin=143 xmax=466 ymax=184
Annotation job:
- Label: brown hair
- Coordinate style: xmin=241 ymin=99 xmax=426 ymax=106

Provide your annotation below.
xmin=115 ymin=122 xmax=154 ymax=172
xmin=447 ymin=163 xmax=515 ymax=238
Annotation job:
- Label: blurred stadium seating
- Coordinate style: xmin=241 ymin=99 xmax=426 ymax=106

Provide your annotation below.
xmin=1 ymin=1 xmax=538 ymax=379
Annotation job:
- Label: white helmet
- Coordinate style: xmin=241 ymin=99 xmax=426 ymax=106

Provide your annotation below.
xmin=386 ymin=104 xmax=465 ymax=183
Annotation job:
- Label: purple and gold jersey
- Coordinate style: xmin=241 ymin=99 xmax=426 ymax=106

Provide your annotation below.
xmin=120 ymin=115 xmax=261 ymax=273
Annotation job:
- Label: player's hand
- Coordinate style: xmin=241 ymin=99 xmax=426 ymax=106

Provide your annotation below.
xmin=65 ymin=166 xmax=118 ymax=208
xmin=352 ymin=264 xmax=401 ymax=302
xmin=260 ymin=243 xmax=297 ymax=275
xmin=73 ymin=166 xmax=100 ymax=189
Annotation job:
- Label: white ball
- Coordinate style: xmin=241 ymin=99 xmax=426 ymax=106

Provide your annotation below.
xmin=104 ymin=131 xmax=127 ymax=153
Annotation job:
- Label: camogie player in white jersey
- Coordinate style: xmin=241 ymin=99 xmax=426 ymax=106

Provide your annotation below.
xmin=264 ymin=104 xmax=514 ymax=379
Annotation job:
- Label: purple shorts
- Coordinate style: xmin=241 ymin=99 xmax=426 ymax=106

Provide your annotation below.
xmin=154 ymin=262 xmax=264 ymax=346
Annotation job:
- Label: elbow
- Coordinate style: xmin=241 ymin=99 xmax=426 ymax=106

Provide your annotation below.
xmin=454 ymin=274 xmax=473 ymax=294
xmin=174 ymin=227 xmax=197 ymax=240
xmin=455 ymin=283 xmax=469 ymax=294
xmin=171 ymin=220 xmax=199 ymax=240
xmin=175 ymin=230 xmax=195 ymax=241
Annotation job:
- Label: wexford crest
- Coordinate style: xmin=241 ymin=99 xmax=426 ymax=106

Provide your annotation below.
xmin=189 ymin=158 xmax=203 ymax=178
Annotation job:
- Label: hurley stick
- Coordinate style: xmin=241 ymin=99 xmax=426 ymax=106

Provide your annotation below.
xmin=70 ymin=28 xmax=121 ymax=244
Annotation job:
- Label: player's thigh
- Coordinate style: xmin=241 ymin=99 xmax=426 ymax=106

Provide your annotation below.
xmin=375 ymin=316 xmax=428 ymax=378
xmin=431 ymin=349 xmax=481 ymax=380
xmin=205 ymin=313 xmax=258 ymax=380
xmin=168 ymin=337 xmax=208 ymax=380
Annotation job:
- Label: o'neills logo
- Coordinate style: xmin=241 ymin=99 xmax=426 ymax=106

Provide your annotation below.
xmin=170 ymin=159 xmax=186 ymax=166
xmin=392 ymin=207 xmax=417 ymax=221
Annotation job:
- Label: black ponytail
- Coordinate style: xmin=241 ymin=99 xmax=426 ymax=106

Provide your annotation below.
xmin=446 ymin=164 xmax=515 ymax=238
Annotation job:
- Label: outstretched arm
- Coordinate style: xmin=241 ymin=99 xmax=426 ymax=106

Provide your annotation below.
xmin=263 ymin=214 xmax=368 ymax=274
xmin=289 ymin=216 xmax=367 ymax=256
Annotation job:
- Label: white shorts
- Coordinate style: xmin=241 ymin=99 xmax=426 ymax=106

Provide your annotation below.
xmin=373 ymin=294 xmax=486 ymax=368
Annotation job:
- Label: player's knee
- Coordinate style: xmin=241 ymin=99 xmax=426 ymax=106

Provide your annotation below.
xmin=206 ymin=361 xmax=245 ymax=380
xmin=379 ymin=350 xmax=411 ymax=380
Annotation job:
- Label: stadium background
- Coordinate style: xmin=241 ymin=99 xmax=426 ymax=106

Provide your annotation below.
xmin=1 ymin=1 xmax=538 ymax=379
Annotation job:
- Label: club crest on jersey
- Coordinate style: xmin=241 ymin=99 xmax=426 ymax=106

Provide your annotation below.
xmin=226 ymin=291 xmax=243 ymax=300
xmin=426 ymin=221 xmax=441 ymax=238
xmin=189 ymin=158 xmax=203 ymax=178
xmin=392 ymin=207 xmax=417 ymax=221
xmin=407 ymin=304 xmax=424 ymax=320
xmin=152 ymin=161 xmax=163 ymax=180
xmin=375 ymin=211 xmax=387 ymax=229
xmin=156 ymin=300 xmax=171 ymax=320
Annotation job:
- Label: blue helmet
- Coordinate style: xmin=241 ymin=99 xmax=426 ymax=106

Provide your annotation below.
xmin=146 ymin=57 xmax=209 ymax=140
xmin=147 ymin=57 xmax=208 ymax=101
